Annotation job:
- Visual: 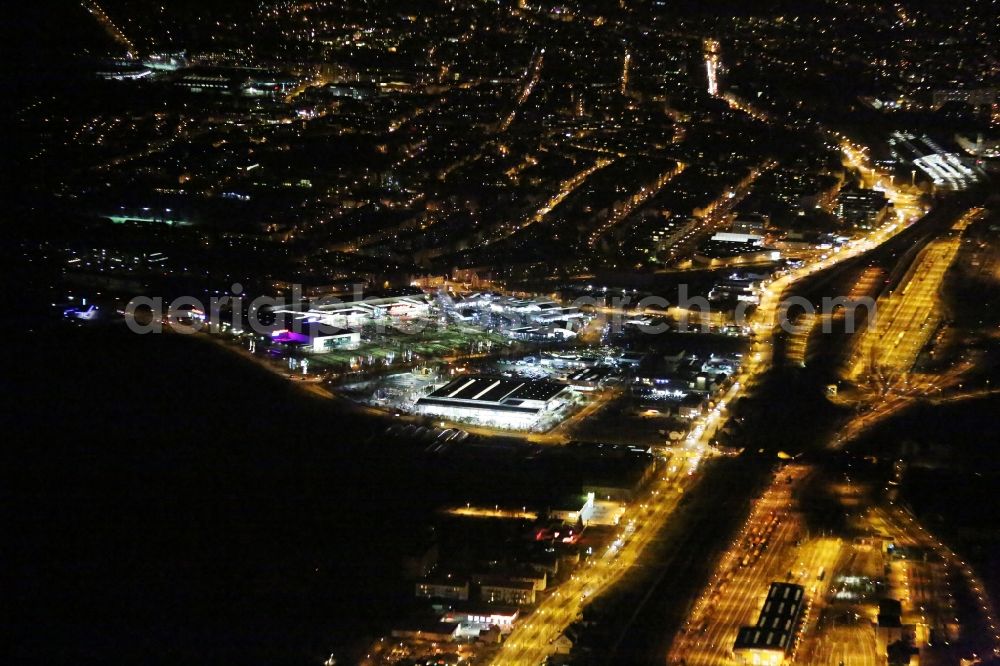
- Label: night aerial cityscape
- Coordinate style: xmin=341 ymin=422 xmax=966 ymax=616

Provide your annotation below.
xmin=7 ymin=1 xmax=1000 ymax=665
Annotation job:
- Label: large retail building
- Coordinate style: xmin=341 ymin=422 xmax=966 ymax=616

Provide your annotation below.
xmin=416 ymin=375 xmax=569 ymax=429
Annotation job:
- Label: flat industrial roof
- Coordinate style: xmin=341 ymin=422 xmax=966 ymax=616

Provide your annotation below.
xmin=417 ymin=397 xmax=541 ymax=414
xmin=425 ymin=376 xmax=567 ymax=405
xmin=734 ymin=625 xmax=791 ymax=651
xmin=698 ymin=240 xmax=775 ymax=259
xmin=734 ymin=583 xmax=805 ymax=652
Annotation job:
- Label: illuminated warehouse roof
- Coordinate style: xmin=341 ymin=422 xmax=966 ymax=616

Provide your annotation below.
xmin=733 ymin=582 xmax=805 ymax=655
xmin=417 ymin=375 xmax=568 ymax=415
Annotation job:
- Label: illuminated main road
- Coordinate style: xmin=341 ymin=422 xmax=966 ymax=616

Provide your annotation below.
xmin=491 ymin=452 xmax=703 ymax=665
xmin=499 ymin=49 xmax=545 ymax=132
xmin=489 ymin=141 xmax=926 ymax=664
xmin=81 ymin=0 xmax=136 ymax=57
xmin=508 ymin=157 xmax=615 ymax=240
xmin=586 ymin=162 xmax=687 ymax=249
xmin=705 ymin=39 xmax=721 ymax=96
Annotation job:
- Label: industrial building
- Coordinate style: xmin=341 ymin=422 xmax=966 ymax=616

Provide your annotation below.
xmin=932 ymin=87 xmax=999 ymax=110
xmin=390 ymin=618 xmax=461 ymax=643
xmin=174 ymin=66 xmax=299 ymax=96
xmin=888 ymin=131 xmax=981 ymax=190
xmin=507 ymin=325 xmax=577 ymax=341
xmin=875 ymin=598 xmax=917 ymax=660
xmin=416 ymin=375 xmax=570 ymax=428
xmin=476 ymin=577 xmax=537 ymax=606
xmin=566 ymin=366 xmax=616 ymax=391
xmin=694 ymin=232 xmax=781 ymax=266
xmin=733 ymin=582 xmax=805 ymax=666
xmin=488 ymin=297 xmax=585 ymax=325
xmin=652 ymin=217 xmax=701 ymax=262
xmin=731 ymin=213 xmax=770 ymax=235
xmin=270 ymin=323 xmax=360 ymax=353
xmin=955 ymin=131 xmax=1000 ymax=159
xmin=441 ymin=602 xmax=519 ymax=634
xmin=836 ymin=186 xmax=890 ymax=229
xmin=550 ymin=493 xmax=596 ymax=525
xmin=709 ymin=272 xmax=768 ymax=304
xmin=415 ymin=575 xmax=470 ymax=601
xmin=271 ymin=294 xmax=432 ymax=329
